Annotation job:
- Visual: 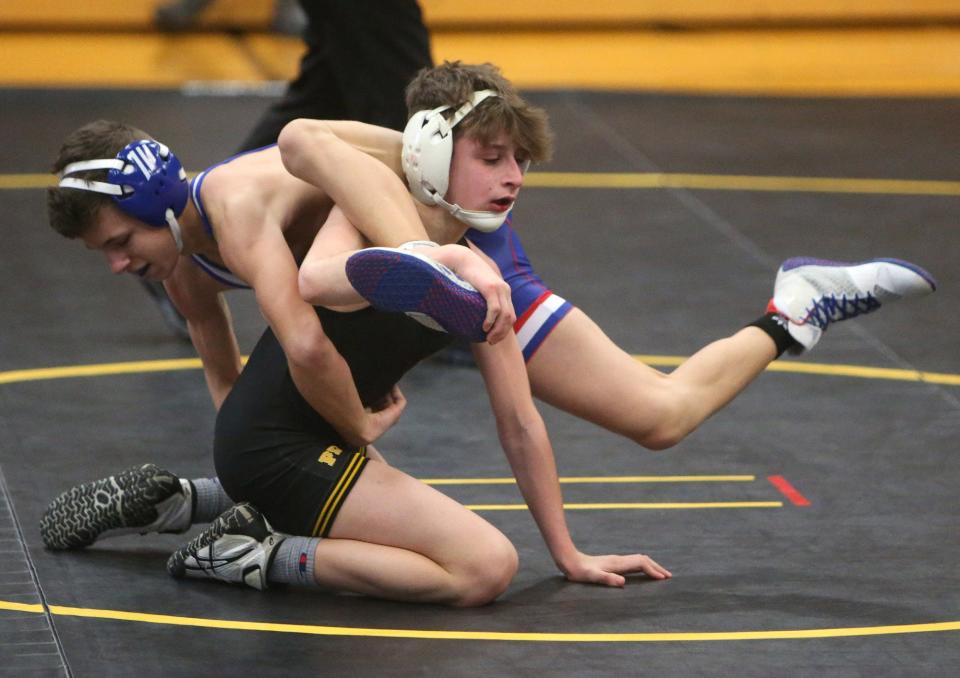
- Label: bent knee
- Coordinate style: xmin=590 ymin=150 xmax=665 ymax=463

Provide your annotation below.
xmin=634 ymin=425 xmax=689 ymax=451
xmin=276 ymin=118 xmax=335 ymax=175
xmin=625 ymin=393 xmax=697 ymax=451
xmin=450 ymin=537 xmax=519 ymax=607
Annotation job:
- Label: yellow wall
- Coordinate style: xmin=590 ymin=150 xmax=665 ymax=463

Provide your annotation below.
xmin=2 ymin=1 xmax=959 ymax=94
xmin=2 ymin=0 xmax=958 ymax=29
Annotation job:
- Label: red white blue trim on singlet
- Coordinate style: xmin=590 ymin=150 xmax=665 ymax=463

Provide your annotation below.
xmin=187 ymin=145 xmax=276 ymax=290
xmin=466 ymin=213 xmax=573 ymax=362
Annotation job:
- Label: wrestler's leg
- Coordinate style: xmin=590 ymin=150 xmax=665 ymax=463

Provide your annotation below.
xmin=526 ymin=308 xmax=776 ymax=450
xmin=315 ymin=459 xmax=518 ymax=606
xmin=168 ymin=460 xmax=517 ymax=606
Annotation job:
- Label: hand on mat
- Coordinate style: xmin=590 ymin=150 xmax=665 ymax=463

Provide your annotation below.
xmin=562 ymin=551 xmax=672 ymax=587
xmin=361 ymin=385 xmax=406 ymax=444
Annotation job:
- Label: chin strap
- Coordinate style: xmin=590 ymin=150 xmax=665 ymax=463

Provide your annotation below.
xmin=433 ymin=194 xmax=510 ymax=233
xmin=165 ymin=208 xmax=184 ymax=253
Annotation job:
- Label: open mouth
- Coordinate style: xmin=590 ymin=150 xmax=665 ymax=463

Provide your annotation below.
xmin=491 ymin=197 xmax=514 ymax=210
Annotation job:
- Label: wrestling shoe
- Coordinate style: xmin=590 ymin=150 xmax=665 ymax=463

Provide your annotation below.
xmin=345 ymin=247 xmax=488 ymax=342
xmin=770 ymin=257 xmax=936 ymax=351
xmin=40 ymin=463 xmax=192 ymax=550
xmin=166 ymin=503 xmax=283 ymax=591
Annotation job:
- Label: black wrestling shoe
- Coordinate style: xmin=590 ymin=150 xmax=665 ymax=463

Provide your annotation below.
xmin=40 ymin=464 xmax=192 ymax=550
xmin=167 ymin=503 xmax=283 ymax=591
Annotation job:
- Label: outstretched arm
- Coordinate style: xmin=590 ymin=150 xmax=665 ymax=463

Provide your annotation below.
xmin=163 ymin=258 xmax=242 ymax=410
xmin=472 ymin=336 xmax=672 ymax=586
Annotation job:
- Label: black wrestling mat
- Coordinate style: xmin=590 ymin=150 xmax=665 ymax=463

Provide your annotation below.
xmin=1 ymin=88 xmax=958 ymax=677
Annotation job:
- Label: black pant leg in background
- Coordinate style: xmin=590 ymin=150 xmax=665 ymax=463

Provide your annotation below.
xmin=237 ymin=0 xmax=432 ymax=152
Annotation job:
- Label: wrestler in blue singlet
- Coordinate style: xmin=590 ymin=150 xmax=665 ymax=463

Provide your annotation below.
xmin=186 ymin=146 xmax=277 ymax=290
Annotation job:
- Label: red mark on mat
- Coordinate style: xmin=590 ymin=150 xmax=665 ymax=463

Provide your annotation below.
xmin=768 ymin=475 xmax=811 ymax=506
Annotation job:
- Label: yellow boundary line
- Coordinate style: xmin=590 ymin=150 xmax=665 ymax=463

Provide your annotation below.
xmin=523 ymin=172 xmax=960 ymax=195
xmin=467 ymin=502 xmax=781 ymax=510
xmin=1 ymin=600 xmax=957 ymax=642
xmin=1 ymin=356 xmax=956 ymax=387
xmin=5 ymin=171 xmax=960 ymax=196
xmin=425 ymin=475 xmax=754 ymax=484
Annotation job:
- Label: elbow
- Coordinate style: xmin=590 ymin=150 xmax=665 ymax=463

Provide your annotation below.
xmin=497 ymin=413 xmax=541 ymax=451
xmin=284 ymin=325 xmax=334 ymax=373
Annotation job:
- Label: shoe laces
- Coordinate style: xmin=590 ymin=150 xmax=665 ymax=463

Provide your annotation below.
xmin=180 ymin=514 xmax=229 ymax=557
xmin=803 ymin=293 xmax=881 ymax=329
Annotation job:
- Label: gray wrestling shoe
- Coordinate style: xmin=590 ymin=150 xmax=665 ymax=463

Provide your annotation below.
xmin=40 ymin=464 xmax=193 ymax=550
xmin=167 ymin=503 xmax=284 ymax=591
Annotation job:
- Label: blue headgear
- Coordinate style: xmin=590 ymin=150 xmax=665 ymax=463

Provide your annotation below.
xmin=58 ymin=140 xmax=188 ymax=252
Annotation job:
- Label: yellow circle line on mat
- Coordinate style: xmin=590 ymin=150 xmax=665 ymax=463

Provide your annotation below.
xmin=1 ymin=601 xmax=958 ymax=642
xmin=1 ymin=356 xmax=956 ymax=387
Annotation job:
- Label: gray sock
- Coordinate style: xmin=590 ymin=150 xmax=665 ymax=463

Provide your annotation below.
xmin=268 ymin=536 xmax=322 ymax=587
xmin=189 ymin=477 xmax=234 ymax=524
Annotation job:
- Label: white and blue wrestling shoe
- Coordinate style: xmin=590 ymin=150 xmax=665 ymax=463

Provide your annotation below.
xmin=345 ymin=247 xmax=488 ymax=343
xmin=770 ymin=257 xmax=936 ymax=351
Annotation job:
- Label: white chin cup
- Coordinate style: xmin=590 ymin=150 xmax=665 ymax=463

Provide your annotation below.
xmin=433 ymin=194 xmax=510 ymax=233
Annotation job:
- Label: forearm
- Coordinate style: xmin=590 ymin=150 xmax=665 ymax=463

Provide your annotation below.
xmin=299 ymin=250 xmax=361 ymax=307
xmin=278 ymin=119 xmax=429 ymax=246
xmin=165 ymin=277 xmax=243 ymax=410
xmin=188 ymin=316 xmax=242 ymax=410
xmin=500 ymin=423 xmax=579 ymax=571
xmin=287 ymin=340 xmax=374 ymax=446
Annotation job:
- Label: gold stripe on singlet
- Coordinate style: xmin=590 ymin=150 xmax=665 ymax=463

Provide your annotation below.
xmin=312 ymin=450 xmax=367 ymax=537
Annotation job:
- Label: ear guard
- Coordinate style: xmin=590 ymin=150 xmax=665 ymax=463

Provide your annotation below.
xmin=402 ymin=90 xmax=518 ymax=233
xmin=58 ymin=139 xmax=188 ymax=252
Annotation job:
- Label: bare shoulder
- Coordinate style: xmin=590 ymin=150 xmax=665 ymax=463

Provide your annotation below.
xmin=201 ymin=162 xmax=283 ymax=243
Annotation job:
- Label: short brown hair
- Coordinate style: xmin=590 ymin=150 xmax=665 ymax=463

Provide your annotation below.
xmin=47 ymin=120 xmax=150 ymax=238
xmin=405 ymin=61 xmax=553 ymax=164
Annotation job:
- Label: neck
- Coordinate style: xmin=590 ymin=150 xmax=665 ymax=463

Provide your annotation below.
xmin=415 ymin=201 xmax=469 ymax=245
xmin=175 ymin=199 xmax=209 ymax=256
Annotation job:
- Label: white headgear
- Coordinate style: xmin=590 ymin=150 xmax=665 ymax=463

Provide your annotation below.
xmin=402 ymin=89 xmax=516 ymax=233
